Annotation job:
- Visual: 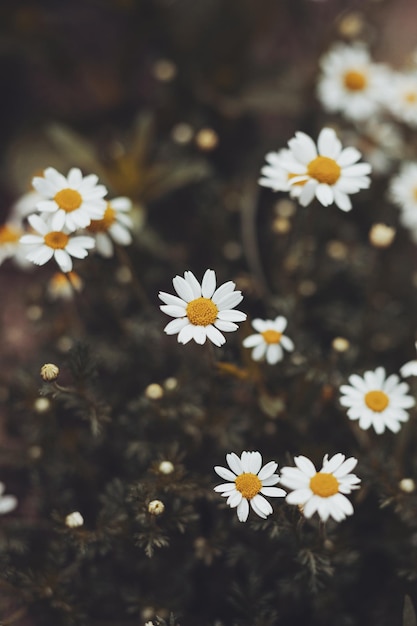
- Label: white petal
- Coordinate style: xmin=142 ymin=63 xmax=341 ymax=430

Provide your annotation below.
xmin=299 ymin=180 xmax=318 ymax=206
xmin=214 ymin=465 xmax=237 ymax=481
xmin=315 ymin=183 xmax=334 ymax=207
xmin=216 ymin=291 xmax=243 ymax=310
xmin=286 ymin=489 xmax=312 ymax=505
xmin=213 ymin=320 xmax=238 ymax=332
xmin=337 ymin=146 xmax=362 ymax=166
xmin=54 ymin=249 xmax=72 ymax=273
xmin=252 ymin=343 xmax=267 ymax=361
xmin=28 ymin=213 xmax=49 ymax=235
xmin=251 ymin=494 xmax=273 ymax=517
xmin=226 ymin=453 xmax=243 ymax=475
xmin=205 ymin=324 xmax=226 ymax=346
xmin=242 ymin=334 xmax=264 ymax=348
xmin=317 ymin=127 xmax=342 ymax=159
xmin=211 ymin=281 xmax=236 ymax=304
xmin=109 ymin=222 xmax=132 ymax=246
xmin=184 ymin=271 xmax=202 ymax=298
xmin=160 ymin=305 xmax=187 ymax=318
xmin=201 ymin=269 xmax=216 ymax=298
xmin=258 ymin=460 xmax=278 ymax=480
xmin=294 ymin=456 xmax=317 ymax=476
xmin=192 ymin=326 xmax=207 ymax=344
xmin=26 ymin=245 xmax=54 ymax=265
xmin=158 ymin=291 xmax=187 ymax=307
xmin=333 ymin=189 xmax=352 ymax=212
xmin=216 ymin=309 xmax=246 ymax=322
xmin=289 ymin=132 xmax=318 ymax=164
xmin=237 ymin=498 xmax=249 ymax=522
xmin=163 ymin=318 xmax=189 ymax=335
xmin=177 ymin=324 xmax=195 ymax=344
xmin=51 ymin=210 xmax=67 ymax=231
xmin=266 ymin=344 xmax=283 ymax=364
xmin=260 ymin=486 xmax=286 ymax=498
xmin=173 ymin=275 xmax=194 ymax=302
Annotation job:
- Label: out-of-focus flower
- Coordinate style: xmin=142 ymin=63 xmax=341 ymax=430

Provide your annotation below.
xmin=280 ymin=453 xmax=360 ymax=523
xmin=47 ymin=271 xmax=83 ymax=300
xmin=214 ymin=451 xmax=286 ymax=522
xmin=317 ymin=43 xmax=389 ymax=121
xmin=400 ymin=342 xmax=417 ymax=378
xmin=159 ymin=269 xmax=246 ymax=346
xmin=385 ymin=72 xmax=417 ymax=127
xmin=20 ymin=214 xmax=95 ymax=273
xmin=389 ymin=162 xmax=417 ymax=230
xmin=266 ymin=127 xmax=371 ymax=211
xmin=0 ymin=482 xmax=17 ymax=515
xmin=242 ymin=316 xmax=294 ymax=364
xmin=339 ymin=367 xmax=415 ymax=434
xmin=32 ymin=167 xmax=107 ymax=232
xmin=87 ymin=197 xmax=133 ymax=258
xmin=40 ymin=363 xmax=60 ymax=382
xmin=10 ymin=189 xmax=44 ymax=223
xmin=0 ymin=223 xmax=25 ymax=266
xmin=65 ymin=511 xmax=84 ymax=528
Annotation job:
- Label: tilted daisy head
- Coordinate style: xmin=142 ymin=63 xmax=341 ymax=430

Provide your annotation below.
xmin=32 ymin=167 xmax=108 ymax=233
xmin=340 ymin=366 xmax=415 ymax=434
xmin=159 ymin=269 xmax=247 ymax=346
xmin=273 ymin=127 xmax=371 ymax=212
xmin=20 ymin=214 xmax=95 ymax=273
xmin=242 ymin=316 xmax=294 ymax=365
xmin=317 ymin=42 xmax=389 ymax=121
xmin=280 ymin=453 xmax=360 ymax=523
xmin=214 ymin=451 xmax=286 ymax=522
xmin=87 ymin=197 xmax=133 ymax=258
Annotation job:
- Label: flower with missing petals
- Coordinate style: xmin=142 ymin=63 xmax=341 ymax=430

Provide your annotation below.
xmin=269 ymin=127 xmax=371 ymax=211
xmin=20 ymin=214 xmax=95 ymax=273
xmin=280 ymin=453 xmax=360 ymax=522
xmin=242 ymin=316 xmax=294 ymax=364
xmin=159 ymin=269 xmax=246 ymax=346
xmin=32 ymin=167 xmax=107 ymax=232
xmin=87 ymin=197 xmax=133 ymax=257
xmin=214 ymin=451 xmax=286 ymax=522
xmin=317 ymin=43 xmax=388 ymax=121
xmin=340 ymin=367 xmax=415 ymax=434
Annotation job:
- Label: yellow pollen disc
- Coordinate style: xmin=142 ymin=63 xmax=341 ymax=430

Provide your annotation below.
xmin=87 ymin=205 xmax=116 ymax=233
xmin=310 ymin=472 xmax=339 ymax=498
xmin=44 ymin=231 xmax=69 ymax=250
xmin=54 ymin=188 xmax=82 ymax=213
xmin=186 ymin=297 xmax=218 ymax=326
xmin=235 ymin=473 xmax=262 ymax=499
xmin=364 ymin=390 xmax=389 ymax=412
xmin=0 ymin=224 xmax=21 ymax=244
xmin=261 ymin=329 xmax=282 ymax=344
xmin=404 ymin=91 xmax=417 ymax=104
xmin=343 ymin=70 xmax=367 ymax=91
xmin=307 ymin=156 xmax=341 ymax=185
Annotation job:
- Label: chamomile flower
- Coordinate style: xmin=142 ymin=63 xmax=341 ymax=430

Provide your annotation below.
xmin=214 ymin=451 xmax=286 ymax=522
xmin=87 ymin=197 xmax=133 ymax=258
xmin=389 ymin=162 xmax=417 ymax=227
xmin=242 ymin=316 xmax=294 ymax=364
xmin=32 ymin=167 xmax=107 ymax=232
xmin=385 ymin=72 xmax=417 ymax=127
xmin=280 ymin=453 xmax=360 ymax=523
xmin=400 ymin=342 xmax=417 ymax=378
xmin=20 ymin=214 xmax=95 ymax=273
xmin=0 ymin=482 xmax=17 ymax=515
xmin=159 ymin=269 xmax=247 ymax=346
xmin=0 ymin=223 xmax=25 ymax=266
xmin=339 ymin=367 xmax=415 ymax=434
xmin=258 ymin=149 xmax=303 ymax=199
xmin=317 ymin=43 xmax=389 ymax=121
xmin=47 ymin=271 xmax=83 ymax=300
xmin=272 ymin=127 xmax=371 ymax=211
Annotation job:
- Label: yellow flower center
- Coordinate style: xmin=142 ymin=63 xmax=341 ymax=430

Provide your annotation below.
xmin=0 ymin=224 xmax=21 ymax=244
xmin=310 ymin=472 xmax=339 ymax=497
xmin=404 ymin=91 xmax=417 ymax=104
xmin=343 ymin=70 xmax=367 ymax=91
xmin=186 ymin=297 xmax=218 ymax=326
xmin=87 ymin=205 xmax=116 ymax=233
xmin=44 ymin=231 xmax=69 ymax=250
xmin=235 ymin=473 xmax=262 ymax=499
xmin=261 ymin=329 xmax=282 ymax=344
xmin=54 ymin=188 xmax=82 ymax=213
xmin=364 ymin=390 xmax=389 ymax=412
xmin=307 ymin=156 xmax=341 ymax=185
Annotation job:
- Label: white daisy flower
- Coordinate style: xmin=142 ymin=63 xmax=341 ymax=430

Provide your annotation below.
xmin=280 ymin=453 xmax=360 ymax=523
xmin=87 ymin=197 xmax=133 ymax=258
xmin=0 ymin=223 xmax=26 ymax=266
xmin=0 ymin=482 xmax=17 ymax=515
xmin=159 ymin=269 xmax=247 ymax=346
xmin=317 ymin=43 xmax=389 ymax=121
xmin=258 ymin=148 xmax=303 ymax=199
xmin=242 ymin=316 xmax=294 ymax=364
xmin=400 ymin=342 xmax=417 ymax=378
xmin=385 ymin=72 xmax=417 ymax=127
xmin=339 ymin=367 xmax=415 ymax=434
xmin=389 ymin=162 xmax=417 ymax=228
xmin=214 ymin=451 xmax=286 ymax=522
xmin=20 ymin=214 xmax=95 ymax=273
xmin=32 ymin=167 xmax=107 ymax=233
xmin=275 ymin=127 xmax=371 ymax=212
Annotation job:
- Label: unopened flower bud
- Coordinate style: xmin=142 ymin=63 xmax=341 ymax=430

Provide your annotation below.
xmin=65 ymin=511 xmax=84 ymax=528
xmin=148 ymin=499 xmax=165 ymax=516
xmin=158 ymin=461 xmax=174 ymax=475
xmin=40 ymin=363 xmax=60 ymax=382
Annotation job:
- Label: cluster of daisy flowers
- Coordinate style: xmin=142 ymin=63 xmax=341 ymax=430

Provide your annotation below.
xmin=1 ymin=167 xmax=134 ymax=290
xmin=214 ymin=451 xmax=361 ymax=523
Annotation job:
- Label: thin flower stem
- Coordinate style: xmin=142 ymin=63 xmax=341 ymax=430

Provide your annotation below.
xmin=115 ymin=245 xmax=151 ymax=309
